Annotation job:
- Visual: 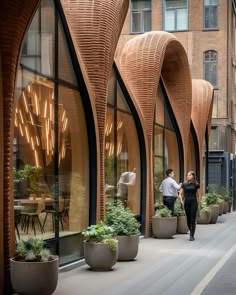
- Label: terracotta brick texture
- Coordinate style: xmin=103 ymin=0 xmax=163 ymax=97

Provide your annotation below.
xmin=115 ymin=31 xmax=192 ymax=235
xmin=191 ymin=79 xmax=214 ymax=196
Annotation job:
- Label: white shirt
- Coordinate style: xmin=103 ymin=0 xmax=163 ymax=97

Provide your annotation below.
xmin=159 ymin=177 xmax=181 ymax=197
xmin=117 ymin=172 xmax=136 ymax=196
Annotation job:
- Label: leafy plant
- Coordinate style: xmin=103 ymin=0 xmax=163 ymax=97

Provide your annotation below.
xmin=14 ymin=237 xmax=53 ymax=262
xmin=153 ymin=169 xmax=164 ymax=203
xmin=82 ymin=222 xmax=117 ymax=252
xmin=105 ymin=201 xmax=140 ymax=236
xmin=202 ymin=192 xmax=219 ymax=205
xmin=155 ymin=206 xmax=172 ymax=218
xmin=15 ymin=165 xmax=42 ymax=196
xmin=218 ymin=186 xmax=232 ymax=203
xmin=199 ymin=200 xmax=211 ymax=215
xmin=174 ymin=199 xmax=185 ymax=217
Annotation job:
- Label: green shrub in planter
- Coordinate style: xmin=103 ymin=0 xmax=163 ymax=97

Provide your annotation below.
xmin=14 ymin=236 xmax=53 ymax=262
xmin=202 ymin=192 xmax=218 ymax=206
xmin=155 ymin=206 xmax=172 ymax=218
xmin=82 ymin=222 xmax=117 ymax=252
xmin=174 ymin=199 xmax=185 ymax=217
xmin=105 ymin=201 xmax=140 ymax=236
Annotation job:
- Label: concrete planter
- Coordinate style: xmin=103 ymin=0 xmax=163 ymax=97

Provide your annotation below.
xmin=10 ymin=256 xmax=59 ymax=295
xmin=84 ymin=241 xmax=118 ymax=271
xmin=223 ymin=202 xmax=229 ymax=214
xmin=209 ymin=204 xmax=219 ymax=224
xmin=197 ymin=209 xmax=211 ymax=224
xmin=177 ymin=216 xmax=188 ymax=234
xmin=152 ymin=216 xmax=177 ymax=239
xmin=116 ymin=235 xmax=139 ymax=261
xmin=218 ymin=202 xmax=224 ymax=215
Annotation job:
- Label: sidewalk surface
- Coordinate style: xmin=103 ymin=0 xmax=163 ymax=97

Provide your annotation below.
xmin=54 ymin=212 xmax=236 ymax=295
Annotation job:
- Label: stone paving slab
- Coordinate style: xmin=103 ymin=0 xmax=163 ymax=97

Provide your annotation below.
xmin=54 ymin=213 xmax=236 ymax=295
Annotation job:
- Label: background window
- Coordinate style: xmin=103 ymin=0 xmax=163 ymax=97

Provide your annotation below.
xmin=203 ymin=50 xmax=218 ymax=88
xmin=164 ymin=0 xmax=188 ymax=31
xmin=209 ymin=126 xmax=219 ymax=149
xmin=131 ymin=0 xmax=152 ymax=33
xmin=204 ymin=0 xmax=218 ymax=29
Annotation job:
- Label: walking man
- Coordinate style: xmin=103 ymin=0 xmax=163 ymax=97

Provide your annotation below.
xmin=159 ymin=169 xmax=182 ymax=216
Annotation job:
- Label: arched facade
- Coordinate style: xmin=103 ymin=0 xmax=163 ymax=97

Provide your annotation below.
xmin=0 ymin=1 xmax=214 ymax=293
xmin=115 ymin=31 xmax=192 ymax=235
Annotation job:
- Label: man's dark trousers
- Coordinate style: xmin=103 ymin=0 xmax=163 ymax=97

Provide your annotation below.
xmin=163 ymin=196 xmax=177 ymax=216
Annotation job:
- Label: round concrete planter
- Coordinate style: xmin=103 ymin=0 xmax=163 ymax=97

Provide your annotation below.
xmin=197 ymin=209 xmax=211 ymax=224
xmin=218 ymin=202 xmax=224 ymax=215
xmin=223 ymin=202 xmax=229 ymax=214
xmin=10 ymin=256 xmax=59 ymax=295
xmin=152 ymin=216 xmax=177 ymax=239
xmin=209 ymin=204 xmax=219 ymax=224
xmin=84 ymin=241 xmax=118 ymax=271
xmin=117 ymin=235 xmax=139 ymax=261
xmin=177 ymin=216 xmax=188 ymax=234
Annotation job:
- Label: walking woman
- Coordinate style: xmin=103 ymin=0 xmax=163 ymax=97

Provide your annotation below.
xmin=179 ymin=171 xmax=200 ymax=241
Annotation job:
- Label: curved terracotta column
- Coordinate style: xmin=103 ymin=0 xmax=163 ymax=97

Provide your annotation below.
xmin=0 ymin=0 xmax=40 ymax=292
xmin=191 ymin=79 xmax=214 ymax=195
xmin=115 ymin=31 xmax=192 ymax=235
xmin=61 ymin=0 xmax=129 ymax=220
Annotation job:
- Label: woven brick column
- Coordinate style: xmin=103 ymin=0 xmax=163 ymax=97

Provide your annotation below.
xmin=191 ymin=79 xmax=214 ymax=196
xmin=61 ymin=0 xmax=129 ymax=220
xmin=0 ymin=1 xmax=40 ymax=293
xmin=115 ymin=31 xmax=192 ymax=236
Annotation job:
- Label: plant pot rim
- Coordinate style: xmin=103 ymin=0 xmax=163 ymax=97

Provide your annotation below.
xmin=84 ymin=240 xmax=117 ymax=244
xmin=116 ymin=234 xmax=139 ymax=237
xmin=152 ymin=216 xmax=177 ymax=219
xmin=10 ymin=255 xmax=59 ymax=263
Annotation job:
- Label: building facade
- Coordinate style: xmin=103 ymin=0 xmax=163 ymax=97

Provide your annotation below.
xmin=121 ymin=0 xmax=236 ymax=153
xmin=0 ymin=1 xmax=213 ymax=293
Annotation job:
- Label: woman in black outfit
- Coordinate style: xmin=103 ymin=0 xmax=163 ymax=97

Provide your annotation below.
xmin=179 ymin=171 xmax=200 ymax=241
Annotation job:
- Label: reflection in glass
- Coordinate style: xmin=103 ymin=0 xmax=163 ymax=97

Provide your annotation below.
xmin=105 ymin=77 xmax=141 ymax=215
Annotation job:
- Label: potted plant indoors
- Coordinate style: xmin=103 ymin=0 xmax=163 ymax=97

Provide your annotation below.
xmin=105 ymin=201 xmax=140 ymax=261
xmin=152 ymin=203 xmax=177 ymax=239
xmin=174 ymin=199 xmax=188 ymax=234
xmin=10 ymin=236 xmax=59 ymax=295
xmin=15 ymin=165 xmax=42 ymax=198
xmin=82 ymin=222 xmax=118 ymax=271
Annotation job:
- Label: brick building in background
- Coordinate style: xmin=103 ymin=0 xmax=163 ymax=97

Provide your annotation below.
xmin=121 ymin=0 xmax=236 ymax=154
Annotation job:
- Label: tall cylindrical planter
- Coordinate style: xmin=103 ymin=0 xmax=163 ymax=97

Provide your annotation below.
xmin=197 ymin=209 xmax=211 ymax=224
xmin=84 ymin=241 xmax=118 ymax=271
xmin=152 ymin=216 xmax=177 ymax=239
xmin=117 ymin=235 xmax=139 ymax=261
xmin=223 ymin=202 xmax=229 ymax=214
xmin=209 ymin=204 xmax=219 ymax=224
xmin=10 ymin=256 xmax=59 ymax=295
xmin=177 ymin=216 xmax=188 ymax=234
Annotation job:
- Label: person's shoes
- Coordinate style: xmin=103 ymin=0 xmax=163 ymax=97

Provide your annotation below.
xmin=189 ymin=236 xmax=195 ymax=241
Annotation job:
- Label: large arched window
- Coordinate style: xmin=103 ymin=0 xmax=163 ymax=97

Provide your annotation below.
xmin=203 ymin=50 xmax=218 ymax=88
xmin=153 ymin=82 xmax=181 ymax=203
xmin=105 ymin=69 xmax=141 ymax=216
xmin=13 ymin=0 xmax=91 ymax=264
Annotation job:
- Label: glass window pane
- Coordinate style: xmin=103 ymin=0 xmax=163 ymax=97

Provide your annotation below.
xmin=204 ymin=7 xmax=210 ymax=28
xmin=117 ymin=111 xmax=141 ymax=215
xmin=58 ymin=20 xmax=77 ymax=86
xmin=154 ymin=125 xmax=163 ymax=156
xmin=204 ymin=51 xmax=210 ymax=61
xmin=210 ymin=51 xmax=217 ymax=61
xmin=210 ymin=63 xmax=217 ymax=86
xmin=143 ymin=10 xmax=152 ymax=32
xmin=107 ymin=70 xmax=116 ymax=106
xmin=154 ymin=157 xmax=164 ymax=203
xmin=204 ymin=63 xmax=210 ymax=81
xmin=166 ymin=0 xmax=187 ymax=9
xmin=58 ymin=86 xmax=89 ymax=237
xmin=132 ymin=11 xmax=141 ymax=32
xmin=176 ymin=8 xmax=188 ymax=30
xmin=209 ymin=127 xmax=218 ymax=149
xmin=210 ymin=7 xmax=218 ymax=27
xmin=187 ymin=131 xmax=196 ymax=173
xmin=132 ymin=0 xmax=151 ymax=10
xmin=14 ymin=69 xmax=56 ymax=240
xmin=105 ymin=108 xmax=115 ymax=207
xmin=165 ymin=129 xmax=180 ymax=182
xmin=204 ymin=0 xmax=210 ymax=5
xmin=117 ymin=82 xmax=131 ymax=112
xmin=165 ymin=10 xmax=175 ymax=31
